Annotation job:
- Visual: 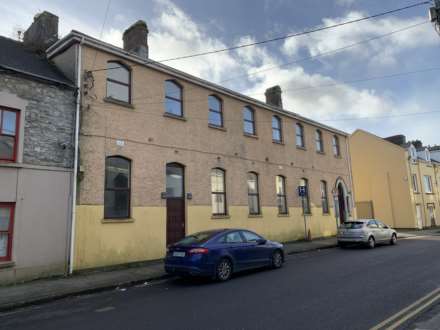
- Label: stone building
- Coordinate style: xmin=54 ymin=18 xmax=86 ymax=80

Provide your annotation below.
xmin=48 ymin=19 xmax=355 ymax=271
xmin=0 ymin=12 xmax=76 ymax=283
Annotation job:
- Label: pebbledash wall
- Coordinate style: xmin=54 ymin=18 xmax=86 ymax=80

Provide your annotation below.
xmin=49 ymin=30 xmax=355 ymax=271
xmin=0 ymin=73 xmax=75 ymax=284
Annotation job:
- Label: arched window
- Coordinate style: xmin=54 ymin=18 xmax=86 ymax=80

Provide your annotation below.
xmin=315 ymin=130 xmax=324 ymax=153
xmin=104 ymin=156 xmax=131 ymax=219
xmin=208 ymin=95 xmax=223 ymax=127
xmin=272 ymin=115 xmax=282 ymax=143
xmin=243 ymin=106 xmax=256 ymax=135
xmin=332 ymin=135 xmax=340 ymax=157
xmin=320 ymin=180 xmax=329 ymax=214
xmin=296 ymin=123 xmax=305 ymax=148
xmin=299 ymin=178 xmax=310 ymax=214
xmin=106 ymin=61 xmax=131 ymax=103
xmin=276 ymin=175 xmax=288 ymax=215
xmin=165 ymin=80 xmax=183 ymax=117
xmin=211 ymin=168 xmax=226 ymax=215
xmin=247 ymin=172 xmax=260 ymax=215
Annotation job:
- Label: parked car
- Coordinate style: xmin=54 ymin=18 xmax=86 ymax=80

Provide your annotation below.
xmin=164 ymin=229 xmax=284 ymax=281
xmin=337 ymin=219 xmax=397 ymax=249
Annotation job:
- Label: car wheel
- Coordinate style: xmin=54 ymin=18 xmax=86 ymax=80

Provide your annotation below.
xmin=216 ymin=258 xmax=232 ymax=282
xmin=367 ymin=236 xmax=375 ymax=249
xmin=390 ymin=233 xmax=397 ymax=245
xmin=271 ymin=250 xmax=283 ymax=269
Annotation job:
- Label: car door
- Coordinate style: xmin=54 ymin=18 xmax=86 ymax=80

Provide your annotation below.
xmin=376 ymin=220 xmax=391 ymax=242
xmin=367 ymin=220 xmax=380 ymax=241
xmin=221 ymin=231 xmax=248 ymax=271
xmin=240 ymin=230 xmax=270 ymax=268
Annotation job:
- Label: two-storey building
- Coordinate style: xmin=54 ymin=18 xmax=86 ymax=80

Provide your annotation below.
xmin=48 ymin=20 xmax=355 ymax=271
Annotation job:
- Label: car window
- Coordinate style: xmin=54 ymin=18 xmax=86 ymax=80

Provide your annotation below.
xmin=241 ymin=231 xmax=262 ymax=242
xmin=176 ymin=230 xmax=220 ymax=245
xmin=341 ymin=222 xmax=364 ymax=229
xmin=376 ymin=221 xmax=388 ymax=229
xmin=220 ymin=232 xmax=244 ymax=244
xmin=367 ymin=220 xmax=378 ymax=228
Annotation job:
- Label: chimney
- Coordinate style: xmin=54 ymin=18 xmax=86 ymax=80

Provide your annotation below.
xmin=384 ymin=135 xmax=407 ymax=146
xmin=123 ymin=20 xmax=149 ymax=59
xmin=265 ymin=85 xmax=283 ymax=108
xmin=23 ymin=11 xmax=58 ymax=52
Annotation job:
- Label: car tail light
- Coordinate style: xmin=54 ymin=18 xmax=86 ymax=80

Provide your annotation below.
xmin=188 ymin=248 xmax=209 ymax=255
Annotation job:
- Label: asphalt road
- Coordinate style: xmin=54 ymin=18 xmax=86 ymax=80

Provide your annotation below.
xmin=1 ymin=236 xmax=440 ymax=330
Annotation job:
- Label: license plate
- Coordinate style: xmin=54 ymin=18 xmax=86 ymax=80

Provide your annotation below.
xmin=173 ymin=251 xmax=185 ymax=257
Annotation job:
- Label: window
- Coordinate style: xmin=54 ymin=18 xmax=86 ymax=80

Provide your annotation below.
xmin=296 ymin=123 xmax=305 ymax=148
xmin=424 ymin=175 xmax=433 ymax=193
xmin=412 ymin=174 xmax=419 ymax=193
xmin=367 ymin=220 xmax=378 ymax=228
xmin=332 ymin=135 xmax=340 ymax=157
xmin=247 ymin=172 xmax=260 ymax=215
xmin=276 ymin=175 xmax=288 ymax=214
xmin=241 ymin=230 xmax=262 ymax=242
xmin=315 ymin=130 xmax=324 ymax=152
xmin=104 ymin=156 xmax=131 ymax=219
xmin=222 ymin=231 xmax=244 ymax=244
xmin=272 ymin=116 xmax=282 ymax=143
xmin=0 ymin=108 xmax=19 ymax=161
xmin=243 ymin=106 xmax=256 ymax=135
xmin=299 ymin=178 xmax=310 ymax=214
xmin=0 ymin=203 xmax=14 ymax=262
xmin=211 ymin=168 xmax=227 ymax=215
xmin=320 ymin=180 xmax=329 ymax=214
xmin=106 ymin=61 xmax=131 ymax=103
xmin=165 ymin=80 xmax=183 ymax=117
xmin=208 ymin=95 xmax=223 ymax=127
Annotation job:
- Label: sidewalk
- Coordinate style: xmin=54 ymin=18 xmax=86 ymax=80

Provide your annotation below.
xmin=0 ymin=229 xmax=436 ymax=312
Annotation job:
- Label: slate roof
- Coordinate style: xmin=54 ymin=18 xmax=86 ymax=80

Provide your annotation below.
xmin=0 ymin=36 xmax=73 ymax=87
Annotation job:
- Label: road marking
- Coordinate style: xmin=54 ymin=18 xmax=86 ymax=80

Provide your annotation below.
xmin=370 ymin=287 xmax=440 ymax=330
xmin=95 ymin=306 xmax=115 ymax=313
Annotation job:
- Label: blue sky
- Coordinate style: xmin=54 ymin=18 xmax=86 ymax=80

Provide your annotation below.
xmin=1 ymin=0 xmax=439 ymax=144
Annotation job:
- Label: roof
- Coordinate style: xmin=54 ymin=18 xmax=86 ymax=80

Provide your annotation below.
xmin=47 ymin=30 xmax=348 ymax=136
xmin=0 ymin=36 xmax=73 ymax=87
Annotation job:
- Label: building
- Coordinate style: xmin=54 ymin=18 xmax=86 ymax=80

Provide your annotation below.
xmin=350 ymin=130 xmax=439 ymax=229
xmin=47 ymin=19 xmax=355 ymax=271
xmin=0 ymin=12 xmax=76 ymax=283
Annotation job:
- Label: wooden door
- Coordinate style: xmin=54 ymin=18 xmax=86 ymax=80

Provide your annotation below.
xmin=166 ymin=163 xmax=185 ymax=245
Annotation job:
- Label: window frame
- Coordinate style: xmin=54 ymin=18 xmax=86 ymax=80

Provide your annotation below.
xmin=300 ymin=178 xmax=311 ymax=215
xmin=332 ymin=135 xmax=340 ymax=157
xmin=243 ymin=106 xmax=256 ymax=136
xmin=0 ymin=202 xmax=15 ymax=262
xmin=296 ymin=123 xmax=305 ymax=148
xmin=320 ymin=180 xmax=329 ymax=214
xmin=106 ymin=61 xmax=131 ymax=104
xmin=315 ymin=129 xmax=324 ymax=153
xmin=0 ymin=107 xmax=20 ymax=162
xmin=424 ymin=175 xmax=433 ymax=193
xmin=211 ymin=168 xmax=227 ymax=216
xmin=164 ymin=80 xmax=184 ymax=117
xmin=272 ymin=115 xmax=283 ymax=143
xmin=104 ymin=156 xmax=132 ymax=219
xmin=208 ymin=95 xmax=223 ymax=128
xmin=412 ymin=174 xmax=419 ymax=193
xmin=247 ymin=172 xmax=261 ymax=215
xmin=276 ymin=175 xmax=288 ymax=215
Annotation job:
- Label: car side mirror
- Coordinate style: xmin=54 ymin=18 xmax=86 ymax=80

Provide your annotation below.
xmin=257 ymin=238 xmax=267 ymax=245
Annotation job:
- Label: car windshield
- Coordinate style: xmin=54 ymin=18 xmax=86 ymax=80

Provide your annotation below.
xmin=341 ymin=222 xmax=364 ymax=229
xmin=176 ymin=231 xmax=220 ymax=245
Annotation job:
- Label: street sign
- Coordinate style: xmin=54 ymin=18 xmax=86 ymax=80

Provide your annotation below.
xmin=298 ymin=186 xmax=307 ymax=197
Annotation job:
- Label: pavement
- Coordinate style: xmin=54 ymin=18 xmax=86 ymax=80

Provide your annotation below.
xmin=1 ymin=233 xmax=440 ymax=330
xmin=0 ymin=228 xmax=436 ymax=314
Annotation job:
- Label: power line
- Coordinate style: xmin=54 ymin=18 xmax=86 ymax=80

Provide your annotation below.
xmin=92 ymin=0 xmax=112 ymax=70
xmin=88 ymin=1 xmax=430 ymax=73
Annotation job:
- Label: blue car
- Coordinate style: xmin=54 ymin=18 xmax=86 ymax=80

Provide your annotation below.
xmin=164 ymin=229 xmax=284 ymax=281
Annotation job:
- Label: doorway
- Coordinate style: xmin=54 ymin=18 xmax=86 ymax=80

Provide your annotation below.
xmin=337 ymin=183 xmax=346 ymax=224
xmin=166 ymin=163 xmax=185 ymax=245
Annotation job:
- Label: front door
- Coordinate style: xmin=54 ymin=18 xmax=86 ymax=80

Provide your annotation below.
xmin=166 ymin=163 xmax=185 ymax=245
xmin=338 ymin=184 xmax=346 ymax=224
xmin=428 ymin=204 xmax=436 ymax=227
xmin=416 ymin=204 xmax=423 ymax=229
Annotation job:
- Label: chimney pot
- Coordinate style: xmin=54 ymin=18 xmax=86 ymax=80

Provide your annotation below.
xmin=123 ymin=20 xmax=149 ymax=59
xmin=265 ymin=85 xmax=283 ymax=108
xmin=23 ymin=11 xmax=58 ymax=52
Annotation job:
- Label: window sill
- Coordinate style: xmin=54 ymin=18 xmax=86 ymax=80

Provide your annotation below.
xmin=101 ymin=218 xmax=135 ymax=224
xmin=244 ymin=133 xmax=258 ymax=139
xmin=272 ymin=140 xmax=284 ymax=145
xmin=211 ymin=214 xmax=230 ymax=220
xmin=322 ymin=212 xmax=331 ymax=216
xmin=208 ymin=124 xmax=227 ymax=132
xmin=334 ymin=155 xmax=342 ymax=159
xmin=248 ymin=214 xmax=263 ymax=218
xmin=277 ymin=213 xmax=290 ymax=218
xmin=163 ymin=112 xmax=187 ymax=121
xmin=296 ymin=146 xmax=307 ymax=151
xmin=316 ymin=151 xmax=325 ymax=155
xmin=0 ymin=261 xmax=15 ymax=269
xmin=302 ymin=212 xmax=312 ymax=216
xmin=103 ymin=97 xmax=134 ymax=109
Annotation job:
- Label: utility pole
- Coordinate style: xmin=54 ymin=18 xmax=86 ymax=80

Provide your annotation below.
xmin=430 ymin=0 xmax=440 ymax=36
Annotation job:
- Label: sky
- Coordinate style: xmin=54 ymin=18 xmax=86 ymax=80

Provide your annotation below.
xmin=1 ymin=0 xmax=439 ymax=145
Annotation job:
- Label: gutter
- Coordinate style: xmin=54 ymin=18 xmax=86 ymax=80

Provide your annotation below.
xmin=68 ymin=37 xmax=84 ymax=274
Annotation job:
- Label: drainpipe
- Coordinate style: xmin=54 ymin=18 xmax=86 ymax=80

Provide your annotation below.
xmin=69 ymin=37 xmax=84 ymax=274
xmin=345 ymin=136 xmax=355 ymax=219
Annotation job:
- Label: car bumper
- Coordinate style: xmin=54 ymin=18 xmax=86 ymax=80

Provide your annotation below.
xmin=164 ymin=263 xmax=214 ymax=277
xmin=337 ymin=236 xmax=368 ymax=243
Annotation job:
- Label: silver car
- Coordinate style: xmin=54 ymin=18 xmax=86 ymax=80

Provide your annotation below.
xmin=337 ymin=219 xmax=397 ymax=249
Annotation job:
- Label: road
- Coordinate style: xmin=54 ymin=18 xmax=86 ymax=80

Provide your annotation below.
xmin=1 ymin=236 xmax=440 ymax=330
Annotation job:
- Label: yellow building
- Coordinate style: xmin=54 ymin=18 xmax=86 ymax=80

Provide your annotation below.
xmin=349 ymin=130 xmax=440 ymax=229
